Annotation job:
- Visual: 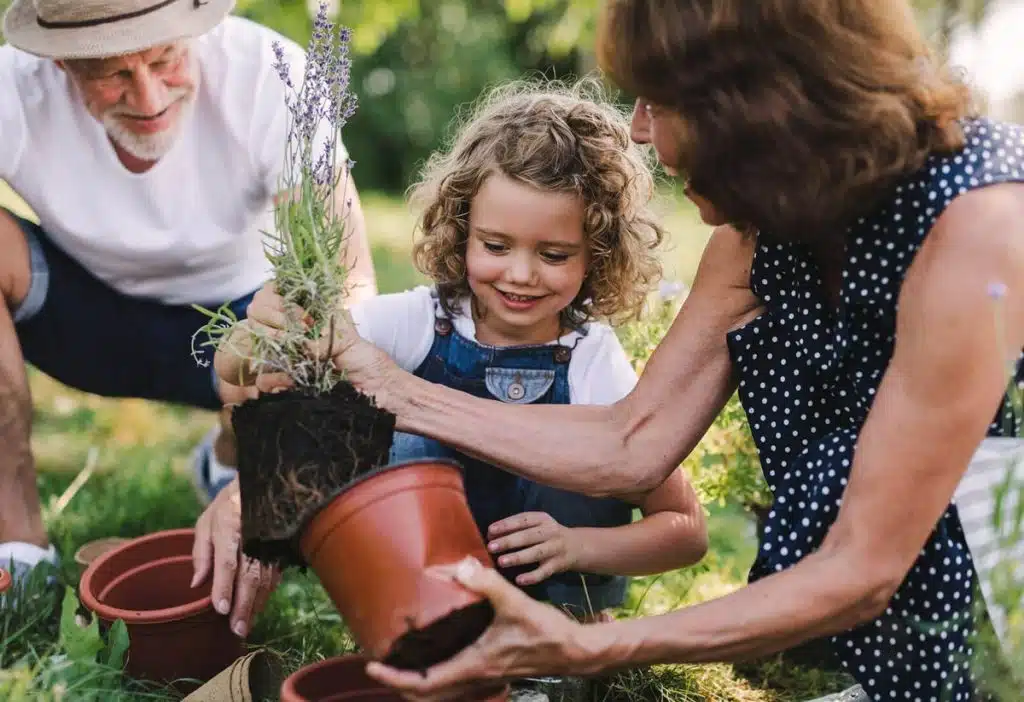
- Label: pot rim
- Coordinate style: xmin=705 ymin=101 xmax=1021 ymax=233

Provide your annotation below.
xmin=74 ymin=536 xmax=131 ymax=567
xmin=282 ymin=654 xmax=510 ymax=702
xmin=295 ymin=457 xmax=465 ymax=543
xmin=0 ymin=567 xmax=10 ymax=594
xmin=80 ymin=529 xmax=212 ymax=624
xmin=280 ymin=653 xmax=373 ymax=700
xmin=341 ymin=457 xmax=464 ymax=495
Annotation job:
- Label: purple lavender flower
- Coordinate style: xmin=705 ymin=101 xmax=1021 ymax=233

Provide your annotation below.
xmin=272 ymin=2 xmax=358 ymax=181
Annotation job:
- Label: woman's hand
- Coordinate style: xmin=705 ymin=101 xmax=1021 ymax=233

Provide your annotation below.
xmin=191 ymin=478 xmax=280 ymax=638
xmin=486 ymin=512 xmax=581 ymax=586
xmin=365 ymin=557 xmax=601 ymax=701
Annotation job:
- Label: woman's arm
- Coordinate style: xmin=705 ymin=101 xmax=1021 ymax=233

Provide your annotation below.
xmin=571 ymin=468 xmax=708 ymax=576
xmin=572 ymin=184 xmax=1024 ymax=669
xmin=366 ymin=225 xmax=763 ymax=498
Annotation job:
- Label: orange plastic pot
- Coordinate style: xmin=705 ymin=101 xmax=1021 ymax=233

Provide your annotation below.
xmin=79 ymin=528 xmax=244 ymax=688
xmin=0 ymin=567 xmax=10 ymax=594
xmin=300 ymin=459 xmax=496 ymax=669
xmin=280 ymin=654 xmax=509 ymax=702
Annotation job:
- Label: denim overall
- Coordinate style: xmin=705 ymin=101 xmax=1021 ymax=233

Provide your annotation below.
xmin=388 ymin=306 xmax=634 ymax=618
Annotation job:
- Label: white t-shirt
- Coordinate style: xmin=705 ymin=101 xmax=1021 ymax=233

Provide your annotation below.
xmin=349 ymin=286 xmax=639 ymax=406
xmin=0 ymin=16 xmax=344 ymax=306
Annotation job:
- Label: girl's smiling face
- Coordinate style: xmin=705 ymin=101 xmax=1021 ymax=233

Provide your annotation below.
xmin=466 ymin=172 xmax=588 ymax=347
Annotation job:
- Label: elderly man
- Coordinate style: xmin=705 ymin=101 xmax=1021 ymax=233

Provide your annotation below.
xmin=0 ymin=0 xmax=377 ymax=624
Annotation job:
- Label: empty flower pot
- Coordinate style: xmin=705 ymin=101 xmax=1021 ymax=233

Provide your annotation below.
xmin=79 ymin=528 xmax=245 ymax=688
xmin=299 ymin=459 xmax=496 ymax=670
xmin=280 ymin=654 xmax=509 ymax=702
xmin=74 ymin=536 xmax=131 ymax=572
xmin=0 ymin=567 xmax=10 ymax=594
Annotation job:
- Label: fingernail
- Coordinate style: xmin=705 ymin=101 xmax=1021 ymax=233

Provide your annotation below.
xmin=190 ymin=573 xmax=199 ymax=588
xmin=455 ymin=556 xmax=480 ymax=581
xmin=487 ymin=542 xmax=498 ymax=552
xmin=217 ymin=599 xmax=230 ymax=615
xmin=234 ymin=621 xmax=247 ymax=637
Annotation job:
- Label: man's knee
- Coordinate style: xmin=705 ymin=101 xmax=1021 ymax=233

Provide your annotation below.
xmin=0 ymin=209 xmax=32 ymax=311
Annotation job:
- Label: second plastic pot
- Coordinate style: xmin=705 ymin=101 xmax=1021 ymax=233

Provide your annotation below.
xmin=280 ymin=654 xmax=509 ymax=702
xmin=79 ymin=528 xmax=245 ymax=688
xmin=300 ymin=459 xmax=496 ymax=669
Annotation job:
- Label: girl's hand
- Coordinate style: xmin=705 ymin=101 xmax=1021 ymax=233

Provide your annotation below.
xmin=365 ymin=557 xmax=601 ymax=701
xmin=486 ymin=512 xmax=582 ymax=586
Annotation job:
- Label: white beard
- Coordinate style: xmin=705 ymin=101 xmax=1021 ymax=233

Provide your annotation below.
xmin=101 ymin=84 xmax=196 ymax=162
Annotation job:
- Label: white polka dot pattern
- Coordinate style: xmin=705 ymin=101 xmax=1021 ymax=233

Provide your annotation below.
xmin=726 ymin=118 xmax=1024 ymax=701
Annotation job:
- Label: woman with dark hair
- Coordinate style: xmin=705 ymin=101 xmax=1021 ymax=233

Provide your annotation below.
xmin=224 ymin=0 xmax=1024 ymax=699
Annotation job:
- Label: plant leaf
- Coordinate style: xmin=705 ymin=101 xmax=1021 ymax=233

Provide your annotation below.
xmin=104 ymin=618 xmax=130 ymax=669
xmin=58 ymin=587 xmax=103 ymax=663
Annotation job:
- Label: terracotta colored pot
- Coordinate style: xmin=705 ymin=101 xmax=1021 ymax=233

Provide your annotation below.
xmin=74 ymin=536 xmax=131 ymax=570
xmin=79 ymin=528 xmax=245 ymax=687
xmin=0 ymin=567 xmax=10 ymax=594
xmin=280 ymin=654 xmax=509 ymax=702
xmin=300 ymin=460 xmax=496 ymax=669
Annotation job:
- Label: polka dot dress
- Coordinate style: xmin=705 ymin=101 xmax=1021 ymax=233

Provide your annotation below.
xmin=726 ymin=118 xmax=1024 ymax=701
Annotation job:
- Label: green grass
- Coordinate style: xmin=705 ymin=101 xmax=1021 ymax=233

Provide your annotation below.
xmin=0 ymin=183 xmax=853 ymax=700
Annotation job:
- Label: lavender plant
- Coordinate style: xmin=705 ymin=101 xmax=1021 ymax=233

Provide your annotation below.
xmin=192 ymin=2 xmax=358 ymax=394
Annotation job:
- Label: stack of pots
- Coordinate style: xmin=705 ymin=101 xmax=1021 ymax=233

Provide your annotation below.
xmin=78 ymin=528 xmax=245 ymax=690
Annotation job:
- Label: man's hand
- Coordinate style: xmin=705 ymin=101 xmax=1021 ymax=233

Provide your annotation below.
xmin=191 ymin=478 xmax=279 ymax=637
xmin=486 ymin=513 xmax=581 ymax=586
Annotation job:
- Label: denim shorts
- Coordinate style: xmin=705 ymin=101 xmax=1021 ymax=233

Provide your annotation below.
xmin=10 ymin=211 xmax=257 ymax=411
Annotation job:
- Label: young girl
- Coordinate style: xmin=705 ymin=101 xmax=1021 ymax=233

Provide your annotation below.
xmin=220 ymin=80 xmax=708 ymax=621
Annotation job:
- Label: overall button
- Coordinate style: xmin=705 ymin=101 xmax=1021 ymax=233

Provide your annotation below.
xmin=434 ymin=318 xmax=453 ymax=335
xmin=507 ymin=382 xmax=525 ymax=401
xmin=553 ymin=346 xmax=571 ymax=364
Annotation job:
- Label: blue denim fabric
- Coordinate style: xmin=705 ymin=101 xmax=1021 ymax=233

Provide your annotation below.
xmin=7 ymin=210 xmax=256 ymax=411
xmin=388 ymin=313 xmax=633 ymax=617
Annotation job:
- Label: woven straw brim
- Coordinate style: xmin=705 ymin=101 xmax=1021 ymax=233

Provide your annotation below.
xmin=2 ymin=0 xmax=235 ymax=59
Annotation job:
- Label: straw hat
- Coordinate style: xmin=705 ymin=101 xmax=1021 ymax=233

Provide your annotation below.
xmin=3 ymin=0 xmax=235 ymax=60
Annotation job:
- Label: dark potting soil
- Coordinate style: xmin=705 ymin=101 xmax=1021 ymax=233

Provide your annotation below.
xmin=231 ymin=380 xmax=396 ymax=567
xmin=382 ymin=600 xmax=495 ymax=672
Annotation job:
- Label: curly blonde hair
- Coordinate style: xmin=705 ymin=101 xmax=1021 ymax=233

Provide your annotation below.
xmin=408 ymin=78 xmax=665 ymax=329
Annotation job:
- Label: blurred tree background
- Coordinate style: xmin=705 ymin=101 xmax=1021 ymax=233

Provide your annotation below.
xmin=232 ymin=0 xmax=603 ymax=194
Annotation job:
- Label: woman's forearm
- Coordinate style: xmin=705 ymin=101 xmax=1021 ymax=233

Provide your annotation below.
xmin=570 ymin=512 xmax=708 ymax=576
xmin=389 ymin=365 xmax=733 ymax=498
xmin=578 ymin=544 xmax=887 ymax=671
xmin=391 ymin=373 xmax=640 ymax=495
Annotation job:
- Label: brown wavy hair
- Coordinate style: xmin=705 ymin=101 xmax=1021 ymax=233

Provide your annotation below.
xmin=408 ymin=78 xmax=664 ymax=329
xmin=597 ymin=0 xmax=976 ymax=244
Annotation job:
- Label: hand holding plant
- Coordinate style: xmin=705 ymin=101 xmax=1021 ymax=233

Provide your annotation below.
xmin=486 ymin=512 xmax=583 ymax=586
xmin=194 ymin=3 xmax=359 ymax=396
xmin=215 ymin=281 xmax=399 ymax=405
